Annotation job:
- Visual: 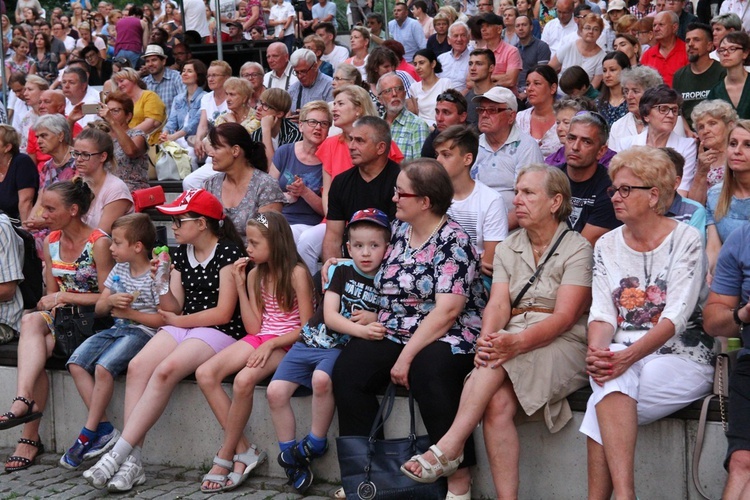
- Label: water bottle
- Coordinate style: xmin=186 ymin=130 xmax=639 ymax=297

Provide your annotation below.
xmin=110 ymin=275 xmax=130 ymax=329
xmin=153 ymin=246 xmax=171 ymax=296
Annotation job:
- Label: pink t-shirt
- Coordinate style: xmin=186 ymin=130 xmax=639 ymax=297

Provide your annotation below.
xmin=491 ymin=41 xmax=523 ymax=76
xmin=83 ymin=172 xmax=134 ymax=229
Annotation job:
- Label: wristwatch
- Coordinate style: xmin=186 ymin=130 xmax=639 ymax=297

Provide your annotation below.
xmin=733 ymin=303 xmax=749 ymax=326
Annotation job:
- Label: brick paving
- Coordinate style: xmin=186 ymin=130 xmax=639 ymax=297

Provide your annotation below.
xmin=0 ymin=447 xmax=338 ymax=499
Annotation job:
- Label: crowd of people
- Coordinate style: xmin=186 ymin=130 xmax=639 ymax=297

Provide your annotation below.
xmin=2 ymin=0 xmax=750 ymax=497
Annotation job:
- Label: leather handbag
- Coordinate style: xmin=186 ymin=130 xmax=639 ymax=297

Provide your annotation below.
xmin=52 ymin=305 xmax=97 ymax=359
xmin=336 ymin=383 xmax=447 ymax=500
xmin=692 ymin=348 xmax=739 ymax=499
xmin=132 ymin=186 xmax=166 ymax=213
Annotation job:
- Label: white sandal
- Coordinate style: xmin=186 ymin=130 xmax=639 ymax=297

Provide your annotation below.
xmin=400 ymin=445 xmax=463 ymax=483
xmin=200 ymin=455 xmax=233 ymax=493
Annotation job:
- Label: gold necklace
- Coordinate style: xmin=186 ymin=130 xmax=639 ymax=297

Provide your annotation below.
xmin=405 ymin=216 xmax=445 ymax=261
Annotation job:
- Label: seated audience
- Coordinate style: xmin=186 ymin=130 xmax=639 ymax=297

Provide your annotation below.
xmin=689 ymin=100 xmax=738 ymax=204
xmin=0 ymin=124 xmax=38 ymax=221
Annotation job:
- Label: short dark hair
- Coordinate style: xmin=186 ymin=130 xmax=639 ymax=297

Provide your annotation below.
xmin=639 ymin=84 xmax=682 ymax=119
xmin=64 ymin=65 xmax=89 ymax=84
xmin=413 ymin=48 xmax=442 ymax=73
xmin=436 ymin=89 xmax=468 ymax=114
xmin=560 ymin=65 xmax=590 ymax=94
xmin=686 ymin=22 xmax=712 ymax=41
xmin=316 ymin=21 xmax=337 ymax=37
xmin=470 ymin=47 xmax=496 ymax=67
xmin=366 ymin=12 xmax=384 ymax=25
xmin=184 ymin=58 xmax=207 ymax=87
xmin=111 ymin=213 xmax=157 ymax=252
xmin=660 ymin=146 xmax=685 ymax=177
xmin=402 ymin=159 xmax=454 ymax=216
xmin=352 ymin=115 xmax=392 ymax=151
xmin=574 ymin=3 xmax=591 ymax=16
xmin=412 ymin=0 xmax=428 ymax=11
xmin=433 ymin=125 xmax=479 ymax=167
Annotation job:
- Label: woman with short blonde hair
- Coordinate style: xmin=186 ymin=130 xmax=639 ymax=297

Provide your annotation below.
xmin=113 ymin=68 xmax=166 ymax=143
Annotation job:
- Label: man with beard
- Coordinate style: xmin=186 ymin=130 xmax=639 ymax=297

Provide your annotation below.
xmin=672 ymin=22 xmax=726 ymax=128
xmin=378 ymin=72 xmax=429 ymax=161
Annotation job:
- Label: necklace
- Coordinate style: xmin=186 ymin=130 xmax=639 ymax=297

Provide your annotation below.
xmin=52 ymin=147 xmax=71 ymax=167
xmin=405 ymin=216 xmax=445 ymax=261
xmin=532 ymin=243 xmax=549 ymax=257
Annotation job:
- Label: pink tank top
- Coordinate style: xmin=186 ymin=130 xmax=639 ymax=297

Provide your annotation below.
xmin=258 ymin=284 xmax=301 ymax=337
xmin=115 ymin=17 xmax=143 ymax=53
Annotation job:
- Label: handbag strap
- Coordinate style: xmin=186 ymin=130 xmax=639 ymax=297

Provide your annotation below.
xmin=691 ymin=393 xmax=715 ymax=500
xmin=511 ymin=230 xmax=570 ymax=309
xmin=367 ymin=383 xmax=419 ymax=440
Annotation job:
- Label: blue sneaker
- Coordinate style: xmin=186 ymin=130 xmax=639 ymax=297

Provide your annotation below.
xmin=83 ymin=428 xmax=121 ymax=460
xmin=292 ymin=465 xmax=314 ymax=494
xmin=59 ymin=439 xmax=91 ymax=470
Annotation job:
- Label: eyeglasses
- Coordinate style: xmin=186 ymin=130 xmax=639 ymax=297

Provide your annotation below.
xmin=379 ymin=85 xmax=405 ymax=96
xmin=606 ymin=185 xmax=653 ymax=198
xmin=476 ymin=106 xmax=510 ymax=115
xmin=71 ymin=150 xmax=104 ymax=161
xmin=653 ymin=104 xmax=680 ymax=116
xmin=293 ymin=63 xmax=316 ymax=77
xmin=257 ymin=100 xmax=276 ymax=111
xmin=717 ymin=45 xmax=744 ymax=56
xmin=393 ymin=187 xmax=421 ymax=200
xmin=242 ymin=72 xmax=264 ymax=78
xmin=107 ymin=107 xmax=123 ymax=114
xmin=171 ymin=216 xmax=203 ymax=228
xmin=301 ymin=118 xmax=332 ymax=129
xmin=582 ymin=26 xmax=601 ymax=32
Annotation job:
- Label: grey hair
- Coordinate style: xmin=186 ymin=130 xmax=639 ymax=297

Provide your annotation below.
xmin=32 ymin=114 xmax=72 ymax=145
xmin=620 ymin=65 xmax=663 ymax=89
xmin=691 ymin=99 xmax=739 ymax=128
xmin=711 ymin=12 xmax=742 ymax=30
xmin=448 ymin=21 xmax=469 ymax=37
xmin=659 ymin=10 xmax=679 ymax=25
xmin=375 ymin=71 xmax=401 ymax=94
xmin=516 ymin=164 xmax=573 ymax=222
xmin=290 ymin=48 xmax=317 ymax=67
xmin=553 ymin=96 xmax=596 ymax=114
xmin=267 ymin=41 xmax=289 ymax=55
xmin=335 ymin=63 xmax=363 ymax=86
xmin=352 ymin=115 xmax=392 ymax=150
xmin=240 ymin=61 xmax=263 ymax=73
xmin=570 ymin=112 xmax=609 ymax=145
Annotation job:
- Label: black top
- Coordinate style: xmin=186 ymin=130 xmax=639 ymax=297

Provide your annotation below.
xmin=0 ymin=153 xmax=38 ymax=220
xmin=562 ymin=163 xmax=622 ymax=233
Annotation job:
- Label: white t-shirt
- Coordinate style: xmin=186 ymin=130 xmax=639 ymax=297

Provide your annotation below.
xmin=76 ymin=36 xmax=106 ymax=52
xmin=59 ymin=36 xmax=76 ymax=53
xmin=321 ymin=45 xmax=350 ymax=72
xmin=556 ymin=40 xmax=604 ymax=81
xmin=183 ymin=0 xmax=210 ymax=38
xmin=447 ymin=180 xmax=508 ymax=258
xmin=410 ymin=77 xmax=452 ymax=127
xmin=65 ymin=86 xmax=102 ymax=128
xmin=8 ymin=92 xmax=29 ymax=132
xmin=270 ymin=2 xmax=295 ymax=38
xmin=201 ymin=91 xmax=228 ymax=126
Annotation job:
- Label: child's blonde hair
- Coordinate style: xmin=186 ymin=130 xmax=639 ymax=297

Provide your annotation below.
xmin=247 ymin=212 xmax=312 ymax=313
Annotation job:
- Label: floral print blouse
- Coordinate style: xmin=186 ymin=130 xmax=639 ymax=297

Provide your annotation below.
xmin=48 ymin=229 xmax=108 ymax=293
xmin=375 ymin=218 xmax=487 ymax=355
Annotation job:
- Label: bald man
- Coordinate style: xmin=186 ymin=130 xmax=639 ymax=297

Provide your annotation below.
xmin=27 ymin=90 xmax=83 ymax=169
xmin=540 ymin=0 xmax=577 ymax=57
xmin=641 ymin=11 xmax=688 ymax=86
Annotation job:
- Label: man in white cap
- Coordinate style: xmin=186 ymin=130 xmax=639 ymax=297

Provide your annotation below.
xmin=470 ymin=86 xmax=543 ymax=230
xmin=142 ymin=44 xmax=185 ymax=114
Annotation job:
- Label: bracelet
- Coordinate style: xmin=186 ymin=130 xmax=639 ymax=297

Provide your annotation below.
xmin=734 ymin=303 xmax=748 ymax=326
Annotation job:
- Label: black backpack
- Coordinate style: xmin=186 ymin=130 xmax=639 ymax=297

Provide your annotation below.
xmin=0 ymin=212 xmax=44 ymax=309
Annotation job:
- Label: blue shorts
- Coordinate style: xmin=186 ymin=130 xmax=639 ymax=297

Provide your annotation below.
xmin=271 ymin=342 xmax=342 ymax=388
xmin=67 ymin=326 xmax=152 ymax=377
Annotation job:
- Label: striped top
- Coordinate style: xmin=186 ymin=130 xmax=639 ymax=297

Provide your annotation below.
xmin=49 ymin=229 xmax=108 ymax=293
xmin=0 ymin=215 xmax=24 ymax=332
xmin=257 ymin=284 xmax=301 ymax=337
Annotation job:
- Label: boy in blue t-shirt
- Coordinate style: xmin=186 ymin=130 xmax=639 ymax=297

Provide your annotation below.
xmin=266 ymin=208 xmax=391 ymax=493
xmin=60 ymin=214 xmax=165 ymax=480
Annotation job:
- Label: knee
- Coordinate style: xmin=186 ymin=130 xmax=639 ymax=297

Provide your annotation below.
xmin=266 ymin=381 xmax=288 ymax=410
xmin=195 ymin=362 xmax=219 ymax=389
xmin=484 ymin=386 xmax=517 ymax=428
xmin=126 ymin=355 xmax=148 ymax=383
xmin=19 ymin=314 xmax=45 ymax=338
xmin=232 ymin=370 xmax=258 ymax=397
xmin=150 ymin=359 xmax=181 ymax=387
xmin=311 ymin=371 xmax=332 ymax=396
xmin=94 ymin=364 xmax=114 ymax=381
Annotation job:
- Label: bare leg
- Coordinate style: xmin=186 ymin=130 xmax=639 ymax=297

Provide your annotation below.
xmin=267 ymin=380 xmax=300 ymax=443
xmin=587 ymin=438 xmax=613 ymax=500
xmin=724 ymin=451 xmax=750 ymax=500
xmin=84 ymin=365 xmax=116 ymax=430
xmin=69 ymin=364 xmax=112 ymax=430
xmin=595 ymin=392 xmax=637 ymax=500
xmin=310 ymin=370 xmax=335 ymax=439
xmin=482 ymin=378 xmax=519 ymax=500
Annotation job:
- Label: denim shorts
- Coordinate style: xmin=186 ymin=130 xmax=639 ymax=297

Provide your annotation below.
xmin=67 ymin=326 xmax=152 ymax=377
xmin=271 ymin=342 xmax=342 ymax=388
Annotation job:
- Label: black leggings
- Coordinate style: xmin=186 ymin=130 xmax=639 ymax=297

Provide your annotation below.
xmin=333 ymin=337 xmax=476 ymax=468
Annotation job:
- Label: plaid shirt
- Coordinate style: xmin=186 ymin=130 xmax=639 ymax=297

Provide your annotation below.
xmin=629 ymin=3 xmax=655 ymax=19
xmin=144 ymin=68 xmax=186 ymax=118
xmin=390 ymin=108 xmax=429 ymax=162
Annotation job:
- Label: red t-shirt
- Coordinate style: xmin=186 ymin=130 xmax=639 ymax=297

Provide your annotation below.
xmin=641 ymin=38 xmax=688 ymax=88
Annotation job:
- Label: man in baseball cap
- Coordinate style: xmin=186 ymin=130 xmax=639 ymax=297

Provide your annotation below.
xmin=476 ymin=13 xmax=522 ymax=91
xmin=226 ymin=21 xmax=245 ymax=42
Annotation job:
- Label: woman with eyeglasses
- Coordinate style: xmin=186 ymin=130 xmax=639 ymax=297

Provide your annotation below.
xmin=215 ymin=77 xmax=260 ymax=133
xmin=331 ymin=64 xmax=384 ymax=118
xmin=194 ymin=61 xmax=230 ymax=161
xmin=410 ymin=49 xmax=451 ymax=127
xmin=549 ymin=14 xmax=605 ymax=89
xmin=516 ymin=65 xmax=560 ymax=156
xmin=708 ymin=32 xmax=750 ymax=119
xmin=240 ymin=62 xmax=266 ymax=109
xmin=706 ymin=120 xmax=750 ymax=281
xmin=343 ymin=27 xmax=370 ymax=82
xmin=598 ymin=51 xmax=631 ymax=126
xmin=203 ymin=122 xmax=285 ymax=242
xmin=581 ymin=146 xmax=714 ymax=500
xmin=268 ymin=101 xmax=329 ymax=266
xmin=249 ymin=88 xmax=303 ymax=170
xmin=610 ymin=85 xmax=697 ymax=197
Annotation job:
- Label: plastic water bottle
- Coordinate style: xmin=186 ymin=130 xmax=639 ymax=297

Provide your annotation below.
xmin=153 ymin=246 xmax=171 ymax=296
xmin=110 ymin=275 xmax=130 ymax=329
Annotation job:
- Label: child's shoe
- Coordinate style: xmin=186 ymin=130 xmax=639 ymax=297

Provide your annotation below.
xmin=83 ymin=428 xmax=121 ymax=460
xmin=59 ymin=438 xmax=92 ymax=470
xmin=83 ymin=451 xmax=122 ymax=489
xmin=107 ymin=455 xmax=146 ymax=492
xmin=294 ymin=435 xmax=329 ymax=465
xmin=292 ymin=465 xmax=314 ymax=494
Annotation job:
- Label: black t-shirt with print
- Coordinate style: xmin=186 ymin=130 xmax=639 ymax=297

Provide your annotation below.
xmin=562 ymin=163 xmax=622 ymax=233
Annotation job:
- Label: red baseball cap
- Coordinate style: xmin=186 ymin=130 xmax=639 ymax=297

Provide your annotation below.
xmin=156 ymin=189 xmax=225 ymax=220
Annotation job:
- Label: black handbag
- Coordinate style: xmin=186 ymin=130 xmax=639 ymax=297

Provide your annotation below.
xmin=51 ymin=305 xmax=99 ymax=359
xmin=336 ymin=383 xmax=447 ymax=500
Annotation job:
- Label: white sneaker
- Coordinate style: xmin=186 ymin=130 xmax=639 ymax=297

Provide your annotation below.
xmin=107 ymin=455 xmax=146 ymax=492
xmin=83 ymin=451 xmax=121 ymax=489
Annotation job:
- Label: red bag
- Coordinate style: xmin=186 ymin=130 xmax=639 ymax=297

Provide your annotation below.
xmin=132 ymin=186 xmax=165 ymax=212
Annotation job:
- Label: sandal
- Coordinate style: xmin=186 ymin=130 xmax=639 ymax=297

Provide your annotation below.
xmin=200 ymin=455 xmax=233 ymax=493
xmin=224 ymin=444 xmax=267 ymax=492
xmin=400 ymin=445 xmax=463 ymax=484
xmin=0 ymin=396 xmax=43 ymax=431
xmin=5 ymin=437 xmax=44 ymax=472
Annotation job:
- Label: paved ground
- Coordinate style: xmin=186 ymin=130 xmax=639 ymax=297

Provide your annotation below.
xmin=0 ymin=447 xmax=339 ymax=499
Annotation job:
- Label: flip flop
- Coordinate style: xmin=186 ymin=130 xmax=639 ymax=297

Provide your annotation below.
xmin=5 ymin=437 xmax=44 ymax=472
xmin=0 ymin=396 xmax=43 ymax=431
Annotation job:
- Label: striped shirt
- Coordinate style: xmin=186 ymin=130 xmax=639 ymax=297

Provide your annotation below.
xmin=0 ymin=215 xmax=24 ymax=332
xmin=104 ymin=262 xmax=161 ymax=337
xmin=258 ymin=284 xmax=301 ymax=336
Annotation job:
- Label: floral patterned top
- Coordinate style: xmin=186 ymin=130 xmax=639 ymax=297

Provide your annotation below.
xmin=589 ymin=222 xmax=715 ymax=365
xmin=114 ymin=129 xmax=150 ymax=191
xmin=48 ymin=228 xmax=108 ymax=293
xmin=40 ymin=156 xmax=76 ymax=191
xmin=706 ymin=165 xmax=724 ymax=188
xmin=375 ymin=218 xmax=487 ymax=355
xmin=598 ymin=99 xmax=628 ymax=127
xmin=5 ymin=56 xmax=36 ymax=76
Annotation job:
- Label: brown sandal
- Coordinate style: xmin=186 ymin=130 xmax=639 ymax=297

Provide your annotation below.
xmin=5 ymin=437 xmax=44 ymax=472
